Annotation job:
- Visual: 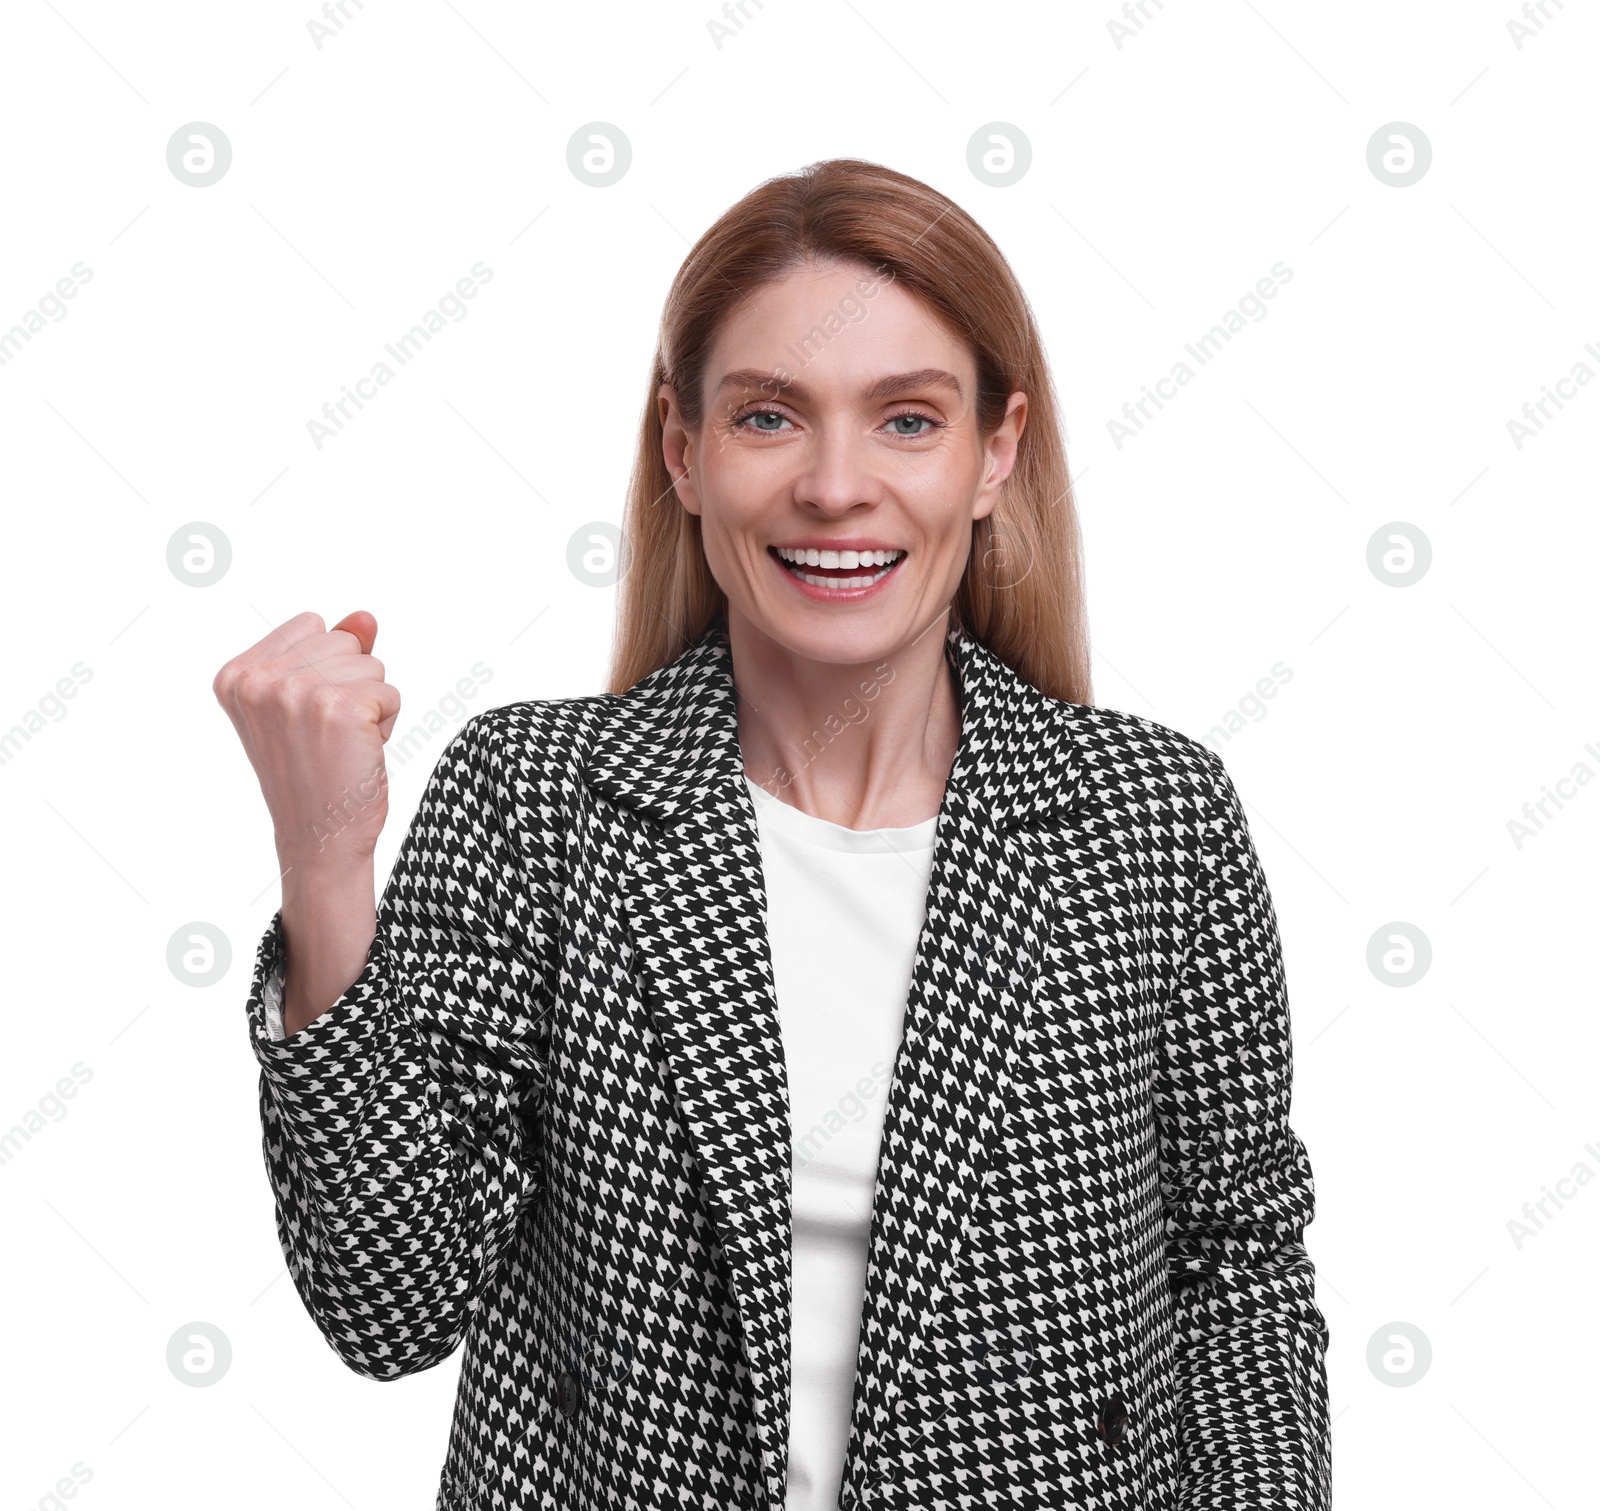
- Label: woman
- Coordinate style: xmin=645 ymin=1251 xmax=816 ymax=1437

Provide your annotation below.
xmin=214 ymin=158 xmax=1331 ymax=1510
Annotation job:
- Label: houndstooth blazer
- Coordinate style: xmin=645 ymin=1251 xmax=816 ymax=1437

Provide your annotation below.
xmin=243 ymin=616 xmax=1331 ymax=1511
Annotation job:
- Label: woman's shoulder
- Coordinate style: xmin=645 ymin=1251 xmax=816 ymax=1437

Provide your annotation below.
xmin=437 ymin=692 xmax=618 ymax=795
xmin=1044 ymin=693 xmax=1224 ymax=788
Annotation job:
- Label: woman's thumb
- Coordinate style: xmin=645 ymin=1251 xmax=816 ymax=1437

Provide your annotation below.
xmin=331 ymin=610 xmax=378 ymax=656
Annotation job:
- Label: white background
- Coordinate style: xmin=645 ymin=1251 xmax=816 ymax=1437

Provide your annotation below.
xmin=1 ymin=1 xmax=1596 ymax=1507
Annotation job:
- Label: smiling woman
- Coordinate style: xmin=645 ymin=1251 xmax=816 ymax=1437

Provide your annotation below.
xmin=215 ymin=156 xmax=1331 ymax=1511
xmin=612 ymin=168 xmax=1083 ymax=713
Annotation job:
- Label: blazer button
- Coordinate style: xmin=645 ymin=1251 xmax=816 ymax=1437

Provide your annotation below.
xmin=1096 ymin=1395 xmax=1130 ymax=1447
xmin=554 ymin=1370 xmax=581 ymax=1419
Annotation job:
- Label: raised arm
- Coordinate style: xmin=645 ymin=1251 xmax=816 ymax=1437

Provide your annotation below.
xmin=1157 ymin=748 xmax=1332 ymax=1508
xmin=246 ymin=707 xmax=565 ymax=1377
xmin=214 ymin=612 xmax=570 ymax=1378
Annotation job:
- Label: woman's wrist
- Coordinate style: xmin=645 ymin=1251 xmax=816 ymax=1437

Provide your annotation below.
xmin=278 ymin=861 xmax=378 ymax=1037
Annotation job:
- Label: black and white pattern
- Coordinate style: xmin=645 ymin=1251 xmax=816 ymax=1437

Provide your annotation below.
xmin=244 ymin=618 xmax=1331 ymax=1510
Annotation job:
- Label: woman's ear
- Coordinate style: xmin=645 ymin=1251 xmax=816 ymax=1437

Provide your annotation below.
xmin=658 ymin=381 xmax=701 ymax=517
xmin=974 ymin=391 xmax=1028 ymax=521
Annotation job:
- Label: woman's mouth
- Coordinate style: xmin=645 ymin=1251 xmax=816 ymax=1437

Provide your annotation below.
xmin=770 ymin=545 xmax=906 ymax=591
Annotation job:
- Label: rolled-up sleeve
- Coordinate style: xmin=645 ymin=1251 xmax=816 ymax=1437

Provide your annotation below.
xmin=243 ymin=708 xmax=567 ymax=1380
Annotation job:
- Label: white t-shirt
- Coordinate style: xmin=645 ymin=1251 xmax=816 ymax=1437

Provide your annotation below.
xmin=742 ymin=775 xmax=940 ymax=1511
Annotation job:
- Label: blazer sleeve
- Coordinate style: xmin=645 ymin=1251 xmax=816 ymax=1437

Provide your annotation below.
xmin=1156 ymin=747 xmax=1332 ymax=1508
xmin=241 ymin=708 xmax=567 ymax=1380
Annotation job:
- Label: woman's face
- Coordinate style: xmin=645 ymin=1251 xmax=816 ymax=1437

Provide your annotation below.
xmin=659 ymin=260 xmax=1027 ymax=668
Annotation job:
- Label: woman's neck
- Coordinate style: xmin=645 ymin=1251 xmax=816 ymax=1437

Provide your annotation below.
xmin=726 ymin=609 xmax=961 ymax=831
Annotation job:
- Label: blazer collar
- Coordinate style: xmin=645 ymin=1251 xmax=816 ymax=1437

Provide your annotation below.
xmin=584 ymin=617 xmax=1084 ymax=833
xmin=581 ymin=618 xmax=1087 ymax=1504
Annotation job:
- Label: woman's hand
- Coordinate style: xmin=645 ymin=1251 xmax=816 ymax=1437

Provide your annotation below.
xmin=213 ymin=610 xmax=402 ymax=1033
xmin=213 ymin=609 xmax=399 ymax=872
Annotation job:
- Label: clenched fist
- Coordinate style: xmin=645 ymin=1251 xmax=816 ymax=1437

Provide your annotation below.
xmin=213 ymin=610 xmax=402 ymax=873
xmin=213 ymin=610 xmax=402 ymax=1034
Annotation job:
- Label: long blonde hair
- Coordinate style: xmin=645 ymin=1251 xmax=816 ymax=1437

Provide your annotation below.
xmin=606 ymin=157 xmax=1091 ymax=705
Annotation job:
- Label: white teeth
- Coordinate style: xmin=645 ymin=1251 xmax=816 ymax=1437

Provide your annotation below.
xmin=791 ymin=569 xmax=890 ymax=589
xmin=771 ymin=546 xmax=905 ymax=591
xmin=774 ymin=546 xmax=903 ymax=568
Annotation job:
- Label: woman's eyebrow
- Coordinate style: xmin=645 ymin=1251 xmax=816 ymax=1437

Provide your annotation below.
xmin=714 ymin=368 xmax=965 ymax=404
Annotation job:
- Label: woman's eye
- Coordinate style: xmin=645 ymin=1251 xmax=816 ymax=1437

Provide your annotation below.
xmin=746 ymin=409 xmax=789 ymax=432
xmin=730 ymin=408 xmax=790 ymax=433
xmin=730 ymin=407 xmax=941 ymax=437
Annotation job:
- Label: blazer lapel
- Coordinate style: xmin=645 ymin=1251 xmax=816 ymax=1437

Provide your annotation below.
xmin=839 ymin=624 xmax=1087 ymax=1493
xmin=583 ymin=624 xmax=793 ymax=1507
